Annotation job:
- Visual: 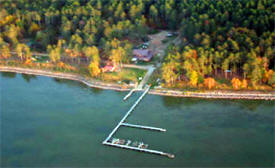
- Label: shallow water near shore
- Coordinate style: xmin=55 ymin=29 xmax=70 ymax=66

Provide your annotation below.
xmin=1 ymin=72 xmax=275 ymax=167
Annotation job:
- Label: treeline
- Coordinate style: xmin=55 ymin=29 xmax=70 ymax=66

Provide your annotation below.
xmin=162 ymin=0 xmax=275 ymax=89
xmin=0 ymin=0 xmax=275 ymax=89
xmin=0 ymin=0 xmax=179 ymax=74
xmin=0 ymin=0 xmax=179 ymax=51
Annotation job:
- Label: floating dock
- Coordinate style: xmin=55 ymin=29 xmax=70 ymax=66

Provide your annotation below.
xmin=102 ymin=85 xmax=175 ymax=158
xmin=121 ymin=123 xmax=166 ymax=132
xmin=103 ymin=142 xmax=174 ymax=158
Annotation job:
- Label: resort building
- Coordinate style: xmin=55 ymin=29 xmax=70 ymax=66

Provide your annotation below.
xmin=133 ymin=49 xmax=153 ymax=62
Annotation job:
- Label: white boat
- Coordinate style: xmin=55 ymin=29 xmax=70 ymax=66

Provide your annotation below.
xmin=126 ymin=140 xmax=131 ymax=146
xmin=111 ymin=138 xmax=119 ymax=144
xmin=137 ymin=141 xmax=148 ymax=149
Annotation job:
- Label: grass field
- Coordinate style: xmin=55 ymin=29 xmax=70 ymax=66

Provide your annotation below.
xmin=101 ymin=68 xmax=147 ymax=84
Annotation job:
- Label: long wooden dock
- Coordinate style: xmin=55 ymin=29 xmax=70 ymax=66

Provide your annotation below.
xmin=103 ymin=86 xmax=151 ymax=143
xmin=102 ymin=85 xmax=175 ymax=158
xmin=121 ymin=123 xmax=166 ymax=132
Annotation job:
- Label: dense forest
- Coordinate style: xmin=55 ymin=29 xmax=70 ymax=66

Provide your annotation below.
xmin=162 ymin=0 xmax=275 ymax=89
xmin=0 ymin=0 xmax=274 ymax=89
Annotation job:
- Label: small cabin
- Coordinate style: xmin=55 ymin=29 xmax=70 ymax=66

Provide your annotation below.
xmin=133 ymin=49 xmax=153 ymax=62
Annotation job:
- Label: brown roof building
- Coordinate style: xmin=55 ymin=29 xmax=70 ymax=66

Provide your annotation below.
xmin=133 ymin=49 xmax=153 ymax=62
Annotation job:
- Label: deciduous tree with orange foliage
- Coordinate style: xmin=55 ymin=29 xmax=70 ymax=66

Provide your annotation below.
xmin=0 ymin=45 xmax=11 ymax=59
xmin=204 ymin=77 xmax=215 ymax=89
xmin=263 ymin=70 xmax=274 ymax=84
xmin=241 ymin=79 xmax=248 ymax=89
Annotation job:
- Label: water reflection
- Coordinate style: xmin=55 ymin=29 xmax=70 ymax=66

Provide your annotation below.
xmin=1 ymin=72 xmax=16 ymax=78
xmin=162 ymin=96 xmax=205 ymax=108
xmin=52 ymin=78 xmax=103 ymax=94
xmin=2 ymin=72 xmax=274 ymax=112
xmin=162 ymin=95 xmax=275 ymax=111
xmin=21 ymin=74 xmax=37 ymax=83
xmin=235 ymin=99 xmax=275 ymax=111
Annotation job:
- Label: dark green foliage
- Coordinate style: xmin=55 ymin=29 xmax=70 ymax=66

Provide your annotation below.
xmin=0 ymin=0 xmax=274 ymax=87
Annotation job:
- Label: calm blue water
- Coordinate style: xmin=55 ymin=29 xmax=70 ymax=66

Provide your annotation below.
xmin=1 ymin=72 xmax=274 ymax=167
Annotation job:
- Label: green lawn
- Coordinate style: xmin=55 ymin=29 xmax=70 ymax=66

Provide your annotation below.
xmin=31 ymin=55 xmax=50 ymax=63
xmin=101 ymin=68 xmax=147 ymax=84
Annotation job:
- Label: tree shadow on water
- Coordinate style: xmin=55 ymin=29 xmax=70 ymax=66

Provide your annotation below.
xmin=52 ymin=78 xmax=103 ymax=94
xmin=1 ymin=72 xmax=16 ymax=78
xmin=161 ymin=95 xmax=275 ymax=112
xmin=21 ymin=74 xmax=37 ymax=83
xmin=161 ymin=96 xmax=202 ymax=108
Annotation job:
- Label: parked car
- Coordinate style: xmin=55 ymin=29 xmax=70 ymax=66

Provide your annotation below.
xmin=166 ymin=32 xmax=173 ymax=37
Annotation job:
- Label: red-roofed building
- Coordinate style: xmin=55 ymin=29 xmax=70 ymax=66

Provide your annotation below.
xmin=102 ymin=62 xmax=118 ymax=72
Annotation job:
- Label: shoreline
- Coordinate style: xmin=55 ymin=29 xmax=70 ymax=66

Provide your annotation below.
xmin=1 ymin=66 xmax=274 ymax=100
xmin=0 ymin=66 xmax=131 ymax=92
xmin=149 ymin=90 xmax=275 ymax=100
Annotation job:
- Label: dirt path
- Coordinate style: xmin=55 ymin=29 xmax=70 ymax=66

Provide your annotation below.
xmin=123 ymin=64 xmax=156 ymax=90
xmin=148 ymin=30 xmax=181 ymax=67
xmin=122 ymin=64 xmax=152 ymax=70
xmin=137 ymin=65 xmax=155 ymax=90
xmin=132 ymin=31 xmax=181 ymax=90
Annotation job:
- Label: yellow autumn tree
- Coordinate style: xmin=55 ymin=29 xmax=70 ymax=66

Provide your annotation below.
xmin=231 ymin=78 xmax=242 ymax=90
xmin=110 ymin=38 xmax=121 ymax=49
xmin=28 ymin=23 xmax=40 ymax=34
xmin=84 ymin=46 xmax=101 ymax=77
xmin=110 ymin=47 xmax=125 ymax=67
xmin=189 ymin=70 xmax=198 ymax=87
xmin=89 ymin=61 xmax=101 ymax=77
xmin=48 ymin=45 xmax=61 ymax=63
xmin=6 ymin=24 xmax=19 ymax=44
xmin=267 ymin=70 xmax=275 ymax=86
xmin=84 ymin=46 xmax=100 ymax=62
xmin=162 ymin=62 xmax=179 ymax=87
xmin=15 ymin=43 xmax=32 ymax=61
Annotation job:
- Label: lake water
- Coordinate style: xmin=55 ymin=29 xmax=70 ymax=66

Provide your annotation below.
xmin=1 ymin=72 xmax=274 ymax=167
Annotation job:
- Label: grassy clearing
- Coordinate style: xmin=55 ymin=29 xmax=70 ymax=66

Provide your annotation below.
xmin=31 ymin=55 xmax=50 ymax=63
xmin=148 ymin=68 xmax=162 ymax=87
xmin=101 ymin=68 xmax=146 ymax=83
